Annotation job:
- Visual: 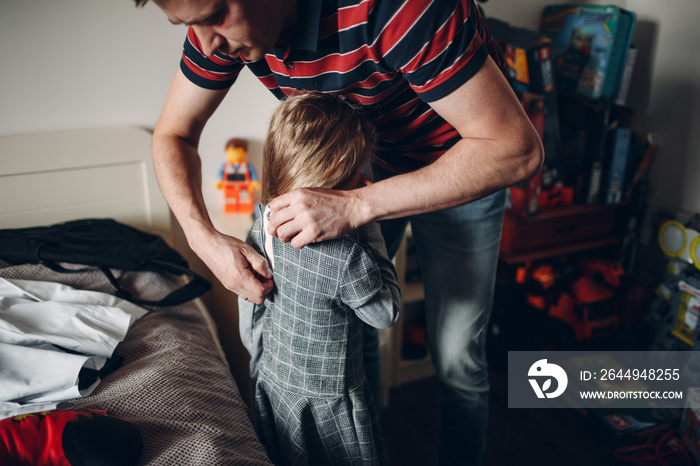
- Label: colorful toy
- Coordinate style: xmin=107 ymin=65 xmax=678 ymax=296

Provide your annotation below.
xmin=517 ymin=256 xmax=622 ymax=345
xmin=217 ymin=138 xmax=261 ymax=214
xmin=551 ymin=273 xmax=619 ymax=343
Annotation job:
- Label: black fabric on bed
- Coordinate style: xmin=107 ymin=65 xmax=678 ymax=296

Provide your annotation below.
xmin=0 ymin=219 xmax=211 ymax=307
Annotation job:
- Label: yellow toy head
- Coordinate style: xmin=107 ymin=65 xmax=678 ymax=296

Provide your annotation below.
xmin=226 ymin=138 xmax=248 ymax=163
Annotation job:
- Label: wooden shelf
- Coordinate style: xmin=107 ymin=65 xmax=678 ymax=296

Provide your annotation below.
xmin=500 ymin=203 xmax=624 ymax=264
xmin=500 ymin=235 xmax=620 ymax=264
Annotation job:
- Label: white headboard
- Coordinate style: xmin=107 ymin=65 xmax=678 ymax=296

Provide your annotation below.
xmin=0 ymin=126 xmax=172 ymax=242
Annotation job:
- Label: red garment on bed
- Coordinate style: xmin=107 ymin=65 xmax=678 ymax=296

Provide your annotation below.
xmin=0 ymin=410 xmax=88 ymax=466
xmin=0 ymin=409 xmax=141 ymax=466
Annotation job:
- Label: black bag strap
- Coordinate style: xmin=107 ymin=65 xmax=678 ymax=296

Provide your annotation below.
xmin=99 ymin=265 xmax=211 ymax=307
xmin=30 ymin=258 xmax=211 ymax=308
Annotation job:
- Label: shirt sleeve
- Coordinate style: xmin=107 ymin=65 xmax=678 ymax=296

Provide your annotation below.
xmin=179 ymin=27 xmax=245 ymax=90
xmin=370 ymin=0 xmax=492 ymax=102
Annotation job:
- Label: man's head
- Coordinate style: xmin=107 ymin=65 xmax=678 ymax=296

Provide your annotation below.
xmin=262 ymin=93 xmax=375 ymax=204
xmin=137 ymin=0 xmax=297 ymax=61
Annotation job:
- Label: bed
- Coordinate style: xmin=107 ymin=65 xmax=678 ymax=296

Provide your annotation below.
xmin=0 ymin=127 xmax=272 ymax=465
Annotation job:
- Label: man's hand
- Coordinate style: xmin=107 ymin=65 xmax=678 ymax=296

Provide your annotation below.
xmin=267 ymin=187 xmax=367 ymax=249
xmin=192 ymin=231 xmax=273 ymax=304
xmin=150 ymin=69 xmax=276 ymax=304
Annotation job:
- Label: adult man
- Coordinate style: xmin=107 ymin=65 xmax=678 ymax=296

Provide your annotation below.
xmin=139 ymin=0 xmax=543 ymax=463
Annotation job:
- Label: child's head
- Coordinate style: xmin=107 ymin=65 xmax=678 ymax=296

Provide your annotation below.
xmin=262 ymin=92 xmax=374 ymax=204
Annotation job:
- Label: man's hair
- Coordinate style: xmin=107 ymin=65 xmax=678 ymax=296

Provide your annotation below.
xmin=262 ymin=93 xmax=375 ymax=204
xmin=134 ymin=0 xmax=149 ymax=6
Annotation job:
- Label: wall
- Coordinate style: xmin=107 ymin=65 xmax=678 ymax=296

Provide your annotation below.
xmin=2 ymin=1 xmax=698 ymax=218
xmin=0 ymin=0 xmax=279 ymax=214
xmin=481 ymin=0 xmax=700 ymax=217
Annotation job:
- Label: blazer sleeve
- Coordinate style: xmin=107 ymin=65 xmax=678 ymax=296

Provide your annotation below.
xmin=340 ymin=222 xmax=401 ymax=329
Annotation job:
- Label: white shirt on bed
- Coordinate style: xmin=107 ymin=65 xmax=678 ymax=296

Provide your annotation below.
xmin=0 ymin=278 xmax=148 ymax=419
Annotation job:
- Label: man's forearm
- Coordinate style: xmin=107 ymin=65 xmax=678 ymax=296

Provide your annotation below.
xmin=152 ymin=131 xmax=217 ymax=245
xmin=356 ymin=60 xmax=543 ymax=225
xmin=149 ymin=70 xmax=272 ymax=302
xmin=151 ymin=68 xmax=232 ymax=246
xmin=356 ymin=132 xmax=542 ymax=225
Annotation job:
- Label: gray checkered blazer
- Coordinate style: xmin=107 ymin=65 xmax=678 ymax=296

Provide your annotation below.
xmin=241 ymin=208 xmax=399 ymax=465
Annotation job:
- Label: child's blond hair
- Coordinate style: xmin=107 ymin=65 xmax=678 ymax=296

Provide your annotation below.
xmin=262 ymin=93 xmax=374 ymax=204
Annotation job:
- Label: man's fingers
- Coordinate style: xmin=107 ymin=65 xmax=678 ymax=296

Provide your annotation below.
xmin=289 ymin=227 xmax=320 ymax=249
xmin=268 ymin=197 xmax=315 ymax=243
xmin=238 ymin=268 xmax=268 ymax=305
xmin=266 ymin=195 xmax=294 ymax=237
xmin=260 ymin=276 xmax=274 ymax=295
xmin=238 ymin=248 xmax=274 ymax=304
xmin=246 ymin=249 xmax=273 ymax=279
xmin=274 ymin=220 xmax=304 ymax=244
xmin=267 ymin=189 xmax=317 ymax=238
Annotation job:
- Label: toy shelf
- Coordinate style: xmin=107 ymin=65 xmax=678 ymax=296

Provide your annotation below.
xmin=499 ymin=203 xmax=624 ymax=264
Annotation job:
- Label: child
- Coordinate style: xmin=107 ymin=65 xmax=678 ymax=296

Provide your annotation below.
xmin=238 ymin=92 xmax=400 ymax=465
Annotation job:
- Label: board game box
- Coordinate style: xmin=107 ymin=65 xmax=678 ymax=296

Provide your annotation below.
xmin=540 ymin=4 xmax=636 ymax=100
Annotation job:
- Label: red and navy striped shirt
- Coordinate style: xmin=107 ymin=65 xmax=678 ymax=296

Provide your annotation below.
xmin=181 ymin=0 xmax=503 ymax=174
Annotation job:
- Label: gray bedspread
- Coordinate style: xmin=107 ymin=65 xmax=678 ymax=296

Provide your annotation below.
xmin=0 ymin=260 xmax=272 ymax=465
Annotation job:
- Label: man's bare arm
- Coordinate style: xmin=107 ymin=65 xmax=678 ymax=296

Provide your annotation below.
xmin=267 ymin=57 xmax=544 ymax=248
xmin=153 ymin=68 xmax=273 ymax=303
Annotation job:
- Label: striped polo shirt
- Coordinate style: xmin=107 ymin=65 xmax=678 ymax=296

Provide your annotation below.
xmin=181 ymin=0 xmax=503 ymax=173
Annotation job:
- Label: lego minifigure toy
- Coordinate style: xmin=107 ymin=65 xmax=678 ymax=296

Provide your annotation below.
xmin=217 ymin=138 xmax=261 ymax=214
